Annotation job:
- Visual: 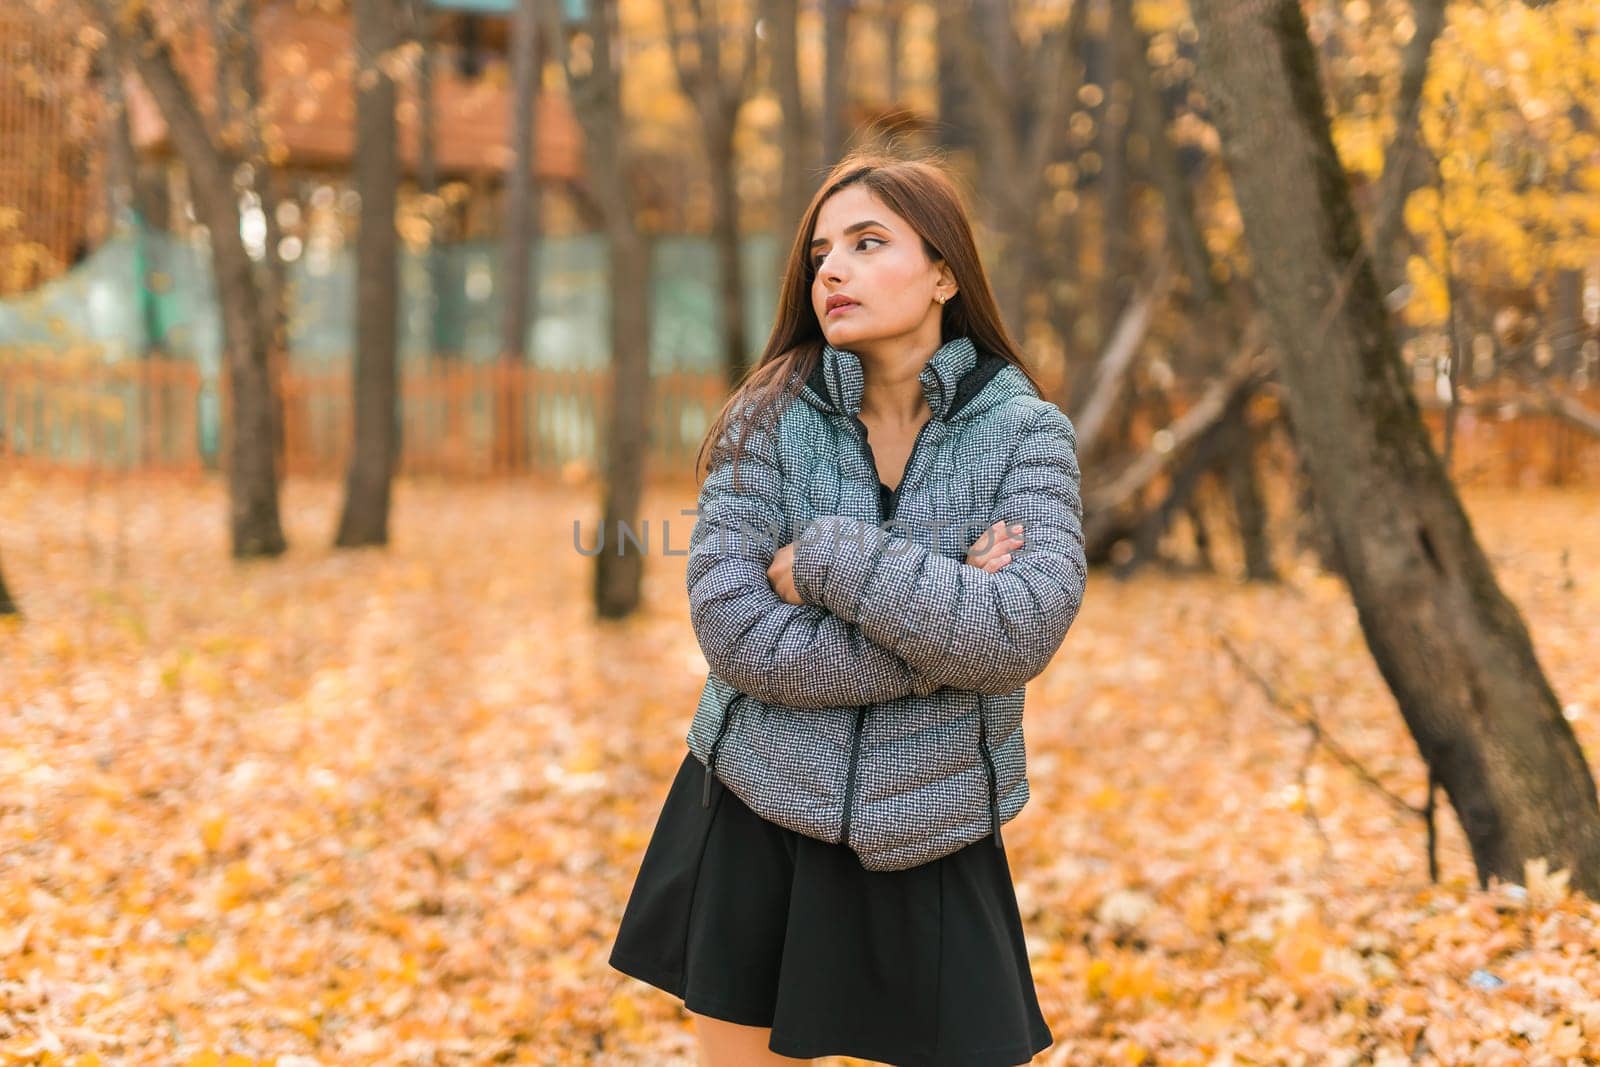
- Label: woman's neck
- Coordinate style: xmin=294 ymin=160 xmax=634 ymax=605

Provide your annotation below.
xmin=857 ymin=346 xmax=936 ymax=426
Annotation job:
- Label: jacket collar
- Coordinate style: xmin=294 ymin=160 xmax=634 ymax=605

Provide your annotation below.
xmin=800 ymin=335 xmax=1005 ymax=422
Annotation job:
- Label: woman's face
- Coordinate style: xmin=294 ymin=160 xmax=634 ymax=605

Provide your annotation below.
xmin=808 ymin=186 xmax=956 ymax=352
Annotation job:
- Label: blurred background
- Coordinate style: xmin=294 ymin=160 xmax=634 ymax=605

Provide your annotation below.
xmin=3 ymin=2 xmax=1600 ymax=1063
xmin=5 ymin=0 xmax=1596 ymax=492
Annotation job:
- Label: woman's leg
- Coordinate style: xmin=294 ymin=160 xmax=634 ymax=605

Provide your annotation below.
xmin=689 ymin=1011 xmax=815 ymax=1066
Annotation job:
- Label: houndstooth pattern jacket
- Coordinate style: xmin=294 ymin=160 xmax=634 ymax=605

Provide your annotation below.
xmin=683 ymin=333 xmax=1087 ymax=871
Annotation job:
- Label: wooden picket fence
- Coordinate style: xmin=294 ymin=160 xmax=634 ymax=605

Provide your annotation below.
xmin=1416 ymin=391 xmax=1600 ymax=489
xmin=2 ymin=354 xmax=1598 ymax=488
xmin=0 ymin=356 xmax=204 ymax=473
xmin=0 ymin=356 xmax=730 ymax=483
xmin=271 ymin=360 xmax=729 ymax=481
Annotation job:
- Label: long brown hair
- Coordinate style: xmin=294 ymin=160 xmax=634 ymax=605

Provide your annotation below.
xmin=693 ymin=147 xmax=1046 ymax=489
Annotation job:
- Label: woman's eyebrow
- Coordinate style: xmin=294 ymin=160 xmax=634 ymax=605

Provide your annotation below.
xmin=810 ymin=220 xmax=889 ymax=249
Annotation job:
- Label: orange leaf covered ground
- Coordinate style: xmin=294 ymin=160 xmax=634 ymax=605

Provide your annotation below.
xmin=0 ymin=474 xmax=1596 ymax=1066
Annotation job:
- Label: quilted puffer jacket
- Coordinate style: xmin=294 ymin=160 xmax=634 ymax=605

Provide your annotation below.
xmin=683 ymin=333 xmax=1087 ymax=871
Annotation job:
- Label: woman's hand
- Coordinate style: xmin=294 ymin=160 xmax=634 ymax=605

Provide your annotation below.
xmin=966 ymin=519 xmax=1024 ymax=572
xmin=768 ymin=543 xmax=803 ymax=605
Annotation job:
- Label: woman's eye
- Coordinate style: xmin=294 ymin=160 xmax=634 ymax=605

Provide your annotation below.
xmin=812 ymin=236 xmax=884 ymax=269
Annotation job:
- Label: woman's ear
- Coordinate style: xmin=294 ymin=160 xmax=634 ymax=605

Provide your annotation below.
xmin=939 ymin=263 xmax=958 ymax=301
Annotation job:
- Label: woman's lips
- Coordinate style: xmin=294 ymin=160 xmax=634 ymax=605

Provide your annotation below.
xmin=827 ymin=302 xmax=858 ymax=316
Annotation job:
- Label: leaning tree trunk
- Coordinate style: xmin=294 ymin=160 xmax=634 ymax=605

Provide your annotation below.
xmin=96 ymin=0 xmax=285 ymax=557
xmin=1190 ymin=0 xmax=1600 ymax=896
xmin=335 ymin=0 xmax=402 ymax=547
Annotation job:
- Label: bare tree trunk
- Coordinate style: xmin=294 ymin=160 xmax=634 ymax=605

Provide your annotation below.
xmin=412 ymin=0 xmax=448 ymax=360
xmin=1215 ymin=408 xmax=1275 ymax=580
xmin=336 ymin=0 xmax=402 ymax=547
xmin=1111 ymin=0 xmax=1276 ymax=580
xmin=229 ymin=5 xmax=291 ymax=470
xmin=708 ymin=128 xmax=749 ymax=387
xmin=883 ymin=0 xmax=907 ymax=104
xmin=938 ymin=0 xmax=1087 ymax=340
xmin=208 ymin=0 xmax=239 ymax=133
xmin=97 ymin=31 xmax=161 ymax=368
xmin=821 ymin=0 xmax=849 ymax=167
xmin=953 ymin=0 xmax=1020 ymax=332
xmin=764 ymin=0 xmax=810 ymax=239
xmin=1278 ymin=411 xmax=1341 ymax=571
xmin=1551 ymin=267 xmax=1584 ymax=381
xmin=1114 ymin=0 xmax=1217 ymax=308
xmin=99 ymin=40 xmax=134 ymax=233
xmin=593 ymin=215 xmax=653 ymax=615
xmin=662 ymin=0 xmax=760 ymax=389
xmin=1191 ymin=0 xmax=1600 ymax=896
xmin=934 ymin=5 xmax=979 ymax=159
xmin=498 ymin=0 xmax=543 ymax=470
xmin=765 ymin=0 xmax=809 ymax=235
xmin=101 ymin=24 xmax=175 ymax=241
xmin=548 ymin=0 xmax=652 ymax=618
xmin=1369 ymin=0 xmax=1445 ymax=297
xmin=1099 ymin=2 xmax=1132 ymax=351
xmin=96 ymin=28 xmax=172 ymax=239
xmin=94 ymin=0 xmax=286 ymax=557
xmin=1126 ymin=394 xmax=1234 ymax=572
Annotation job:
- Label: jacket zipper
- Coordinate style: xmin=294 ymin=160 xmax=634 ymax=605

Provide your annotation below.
xmin=978 ymin=700 xmax=1002 ymax=848
xmin=702 ymin=693 xmax=739 ymax=807
xmin=848 ymin=411 xmax=938 ymax=510
xmin=837 ymin=410 xmax=939 ymax=848
xmin=840 ymin=705 xmax=869 ymax=845
xmin=848 ymin=405 xmax=1001 ymax=849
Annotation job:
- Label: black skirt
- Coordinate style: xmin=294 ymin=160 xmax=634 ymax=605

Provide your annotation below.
xmin=608 ymin=749 xmax=1055 ymax=1067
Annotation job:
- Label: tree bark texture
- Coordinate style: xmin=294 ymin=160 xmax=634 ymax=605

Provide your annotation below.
xmin=336 ymin=0 xmax=402 ymax=547
xmin=497 ymin=0 xmax=543 ymax=469
xmin=97 ymin=0 xmax=285 ymax=557
xmin=763 ymin=0 xmax=811 ymax=241
xmin=551 ymin=0 xmax=651 ymax=617
xmin=662 ymin=0 xmax=760 ymax=388
xmin=1190 ymin=0 xmax=1600 ymax=895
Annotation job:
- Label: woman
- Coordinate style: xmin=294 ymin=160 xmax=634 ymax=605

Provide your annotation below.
xmin=608 ymin=150 xmax=1088 ymax=1066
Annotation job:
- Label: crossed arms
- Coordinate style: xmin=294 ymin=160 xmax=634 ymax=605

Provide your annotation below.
xmin=685 ymin=404 xmax=1087 ymax=708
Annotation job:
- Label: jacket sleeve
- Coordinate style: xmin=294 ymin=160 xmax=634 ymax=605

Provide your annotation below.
xmin=686 ymin=401 xmax=942 ymax=708
xmin=789 ymin=404 xmax=1087 ymax=695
